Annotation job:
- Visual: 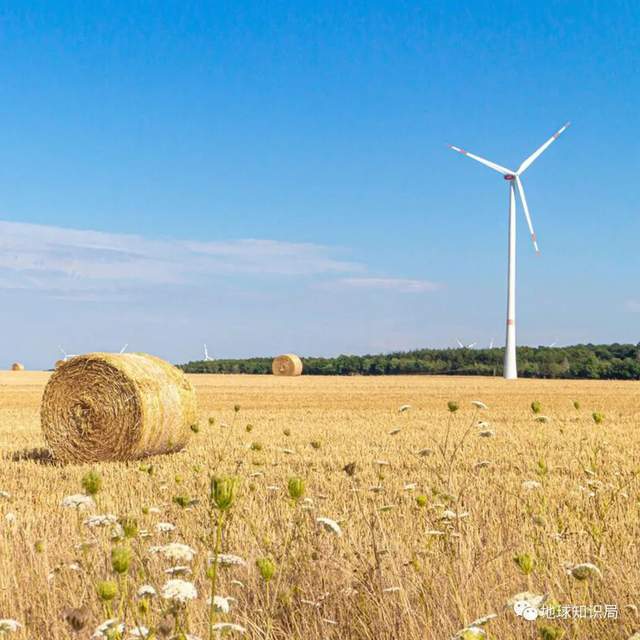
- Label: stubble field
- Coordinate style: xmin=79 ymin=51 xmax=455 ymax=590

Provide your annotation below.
xmin=0 ymin=372 xmax=638 ymax=640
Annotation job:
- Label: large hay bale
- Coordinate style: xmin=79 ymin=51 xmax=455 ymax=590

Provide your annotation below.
xmin=11 ymin=362 xmax=25 ymax=371
xmin=41 ymin=353 xmax=197 ymax=463
xmin=272 ymin=353 xmax=303 ymax=376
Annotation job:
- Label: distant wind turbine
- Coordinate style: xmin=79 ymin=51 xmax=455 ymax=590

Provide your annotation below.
xmin=489 ymin=337 xmax=495 ymax=349
xmin=203 ymin=344 xmax=213 ymax=361
xmin=449 ymin=122 xmax=570 ymax=379
xmin=58 ymin=346 xmax=77 ymax=362
xmin=456 ymin=339 xmax=477 ymax=349
xmin=119 ymin=344 xmax=128 ymax=353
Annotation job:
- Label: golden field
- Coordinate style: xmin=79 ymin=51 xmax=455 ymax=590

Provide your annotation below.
xmin=0 ymin=371 xmax=639 ymax=640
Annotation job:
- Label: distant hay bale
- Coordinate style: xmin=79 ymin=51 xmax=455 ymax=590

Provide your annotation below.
xmin=272 ymin=354 xmax=303 ymax=377
xmin=11 ymin=362 xmax=25 ymax=371
xmin=40 ymin=353 xmax=197 ymax=463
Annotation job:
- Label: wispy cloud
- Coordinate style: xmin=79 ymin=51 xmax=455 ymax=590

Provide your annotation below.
xmin=0 ymin=220 xmax=363 ymax=297
xmin=336 ymin=277 xmax=440 ymax=293
xmin=624 ymin=299 xmax=640 ymax=313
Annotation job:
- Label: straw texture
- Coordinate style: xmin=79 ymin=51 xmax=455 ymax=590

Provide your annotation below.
xmin=272 ymin=353 xmax=303 ymax=376
xmin=41 ymin=352 xmax=197 ymax=463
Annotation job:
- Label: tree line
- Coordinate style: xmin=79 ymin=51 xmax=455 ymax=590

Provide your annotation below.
xmin=179 ymin=343 xmax=640 ymax=379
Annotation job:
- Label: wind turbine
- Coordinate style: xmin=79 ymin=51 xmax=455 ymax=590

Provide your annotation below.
xmin=119 ymin=344 xmax=128 ymax=353
xmin=203 ymin=344 xmax=213 ymax=361
xmin=58 ymin=346 xmax=77 ymax=362
xmin=456 ymin=339 xmax=477 ymax=349
xmin=489 ymin=337 xmax=495 ymax=349
xmin=449 ymin=123 xmax=570 ymax=379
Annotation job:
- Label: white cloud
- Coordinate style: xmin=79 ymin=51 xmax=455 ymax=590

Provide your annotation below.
xmin=0 ymin=220 xmax=363 ymax=296
xmin=624 ymin=299 xmax=640 ymax=313
xmin=336 ymin=277 xmax=440 ymax=293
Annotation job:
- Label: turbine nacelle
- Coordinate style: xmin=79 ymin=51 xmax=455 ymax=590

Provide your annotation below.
xmin=504 ymin=174 xmax=516 ymax=181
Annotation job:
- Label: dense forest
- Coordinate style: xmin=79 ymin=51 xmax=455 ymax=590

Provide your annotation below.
xmin=179 ymin=343 xmax=640 ymax=379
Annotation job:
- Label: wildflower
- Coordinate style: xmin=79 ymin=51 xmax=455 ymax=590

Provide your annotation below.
xmin=92 ymin=619 xmax=123 ymax=639
xmin=81 ymin=470 xmax=102 ymax=496
xmin=404 ymin=483 xmax=417 ymax=491
xmin=471 ymin=400 xmax=488 ymax=410
xmin=61 ymin=494 xmax=95 ymax=510
xmin=208 ymin=595 xmax=232 ymax=613
xmin=398 ymin=404 xmax=411 ymax=413
xmin=531 ymin=400 xmax=542 ymax=414
xmin=161 ymin=578 xmax=198 ymax=603
xmin=5 ymin=512 xmax=16 ymax=525
xmin=96 ymin=580 xmax=118 ymax=601
xmin=62 ymin=606 xmax=90 ymax=632
xmin=210 ymin=476 xmax=237 ymax=511
xmin=440 ymin=510 xmax=469 ymax=521
xmin=84 ymin=514 xmax=118 ymax=528
xmin=0 ymin=619 xmax=21 ymax=633
xmin=317 ymin=517 xmax=342 ymax=536
xmin=150 ymin=543 xmax=196 ymax=563
xmin=454 ymin=625 xmax=486 ymax=639
xmin=447 ymin=401 xmax=459 ymax=413
xmin=507 ymin=591 xmax=547 ymax=610
xmin=592 ymin=412 xmax=605 ymax=424
xmin=513 ymin=553 xmax=535 ymax=575
xmin=128 ymin=626 xmax=150 ymax=639
xmin=287 ymin=477 xmax=305 ymax=500
xmin=111 ymin=546 xmax=131 ymax=574
xmin=137 ymin=585 xmax=157 ymax=598
xmin=155 ymin=522 xmax=176 ymax=533
xmin=416 ymin=495 xmax=428 ymax=507
xmin=567 ymin=562 xmax=602 ymax=580
xmin=522 ymin=480 xmax=542 ymax=491
xmin=388 ymin=428 xmax=401 ymax=435
xmin=210 ymin=623 xmax=246 ymax=635
xmin=210 ymin=553 xmax=247 ymax=567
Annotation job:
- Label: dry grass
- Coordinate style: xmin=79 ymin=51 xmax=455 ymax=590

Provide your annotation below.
xmin=0 ymin=372 xmax=638 ymax=639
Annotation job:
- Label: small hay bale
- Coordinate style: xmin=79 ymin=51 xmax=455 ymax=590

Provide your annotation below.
xmin=11 ymin=362 xmax=25 ymax=371
xmin=272 ymin=353 xmax=303 ymax=376
xmin=40 ymin=352 xmax=197 ymax=463
xmin=55 ymin=359 xmax=65 ymax=368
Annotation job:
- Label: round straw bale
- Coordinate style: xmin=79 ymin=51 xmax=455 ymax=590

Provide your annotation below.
xmin=11 ymin=362 xmax=25 ymax=371
xmin=41 ymin=353 xmax=197 ymax=463
xmin=272 ymin=353 xmax=303 ymax=376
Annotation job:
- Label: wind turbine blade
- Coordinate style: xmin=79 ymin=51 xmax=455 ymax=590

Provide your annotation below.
xmin=456 ymin=339 xmax=464 ymax=348
xmin=468 ymin=343 xmax=476 ymax=348
xmin=120 ymin=344 xmax=128 ymax=353
xmin=515 ymin=176 xmax=540 ymax=254
xmin=58 ymin=346 xmax=67 ymax=356
xmin=517 ymin=122 xmax=570 ymax=174
xmin=448 ymin=145 xmax=514 ymax=175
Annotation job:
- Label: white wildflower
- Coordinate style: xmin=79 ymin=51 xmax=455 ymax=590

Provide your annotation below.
xmin=207 ymin=595 xmax=232 ymax=613
xmin=5 ymin=512 xmax=16 ymax=525
xmin=161 ymin=579 xmax=198 ymax=603
xmin=317 ymin=517 xmax=342 ymax=536
xmin=61 ymin=494 xmax=95 ymax=510
xmin=92 ymin=619 xmax=124 ymax=639
xmin=210 ymin=553 xmax=247 ymax=567
xmin=155 ymin=522 xmax=176 ymax=533
xmin=521 ymin=480 xmax=542 ymax=491
xmin=150 ymin=543 xmax=196 ymax=563
xmin=84 ymin=514 xmax=118 ymax=528
xmin=0 ymin=619 xmax=21 ymax=633
xmin=567 ymin=562 xmax=602 ymax=580
xmin=137 ymin=584 xmax=157 ymax=598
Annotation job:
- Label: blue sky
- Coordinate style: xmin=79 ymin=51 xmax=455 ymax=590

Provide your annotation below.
xmin=0 ymin=1 xmax=638 ymax=368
